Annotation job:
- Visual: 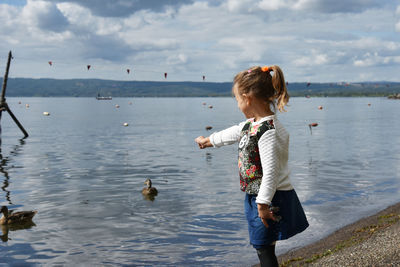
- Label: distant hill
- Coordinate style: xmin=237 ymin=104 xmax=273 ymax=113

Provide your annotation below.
xmin=2 ymin=78 xmax=400 ymax=97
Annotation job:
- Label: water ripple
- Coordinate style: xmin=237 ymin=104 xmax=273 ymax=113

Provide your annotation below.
xmin=1 ymin=97 xmax=399 ymax=265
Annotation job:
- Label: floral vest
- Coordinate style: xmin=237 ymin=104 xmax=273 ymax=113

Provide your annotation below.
xmin=238 ymin=119 xmax=275 ymax=194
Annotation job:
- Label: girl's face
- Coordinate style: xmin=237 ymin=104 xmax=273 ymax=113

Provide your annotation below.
xmin=233 ymin=84 xmax=253 ymax=118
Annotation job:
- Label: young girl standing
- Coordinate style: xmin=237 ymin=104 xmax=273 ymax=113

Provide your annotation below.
xmin=195 ymin=66 xmax=308 ymax=267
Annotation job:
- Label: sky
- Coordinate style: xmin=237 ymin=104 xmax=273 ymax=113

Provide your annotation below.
xmin=0 ymin=0 xmax=399 ymax=83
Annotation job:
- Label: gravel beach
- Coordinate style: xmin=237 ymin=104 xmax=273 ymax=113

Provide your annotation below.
xmin=253 ymin=202 xmax=400 ymax=266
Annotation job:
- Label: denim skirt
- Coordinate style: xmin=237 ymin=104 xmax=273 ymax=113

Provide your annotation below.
xmin=244 ymin=190 xmax=309 ymax=248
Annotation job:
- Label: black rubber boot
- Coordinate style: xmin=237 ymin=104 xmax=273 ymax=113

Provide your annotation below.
xmin=256 ymin=244 xmax=278 ymax=267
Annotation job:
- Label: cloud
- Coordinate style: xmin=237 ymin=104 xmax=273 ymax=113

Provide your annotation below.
xmin=226 ymin=0 xmax=386 ymax=14
xmin=293 ymin=0 xmax=383 ymax=13
xmin=0 ymin=4 xmax=20 ymax=31
xmin=1 ymin=0 xmax=399 ymax=82
xmin=39 ymin=0 xmax=194 ymax=17
xmin=353 ymin=52 xmax=400 ymax=67
xmin=258 ymin=0 xmax=289 ymax=11
xmin=166 ymin=53 xmax=188 ymax=65
xmin=77 ymin=33 xmax=133 ymax=61
xmin=293 ymin=49 xmax=329 ymax=67
xmin=396 ymin=5 xmax=400 ymax=32
xmin=226 ymin=0 xmax=253 ymax=13
xmin=22 ymin=0 xmax=69 ymax=32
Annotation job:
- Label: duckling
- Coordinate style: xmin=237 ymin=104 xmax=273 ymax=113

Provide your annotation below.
xmin=141 ymin=178 xmax=158 ymax=196
xmin=0 ymin=206 xmax=37 ymax=225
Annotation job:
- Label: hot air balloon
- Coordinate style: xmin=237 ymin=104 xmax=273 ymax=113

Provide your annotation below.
xmin=127 ymin=69 xmax=130 ymax=74
xmin=87 ymin=65 xmax=91 ymax=70
xmin=164 ymin=72 xmax=167 ymax=79
xmin=48 ymin=61 xmax=52 ymax=66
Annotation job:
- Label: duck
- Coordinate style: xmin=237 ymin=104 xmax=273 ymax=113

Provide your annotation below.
xmin=141 ymin=178 xmax=158 ymax=197
xmin=0 ymin=206 xmax=37 ymax=225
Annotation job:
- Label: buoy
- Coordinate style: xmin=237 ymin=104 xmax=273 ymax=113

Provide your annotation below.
xmin=205 ymin=126 xmax=212 ymax=131
xmin=318 ymin=106 xmax=323 ymax=110
xmin=123 ymin=122 xmax=129 ymax=127
xmin=43 ymin=112 xmax=50 ymax=116
xmin=115 ymin=104 xmax=120 ymax=108
xmin=308 ymin=122 xmax=318 ymax=135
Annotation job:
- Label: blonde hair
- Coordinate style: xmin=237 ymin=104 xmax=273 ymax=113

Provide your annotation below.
xmin=233 ymin=65 xmax=289 ymax=112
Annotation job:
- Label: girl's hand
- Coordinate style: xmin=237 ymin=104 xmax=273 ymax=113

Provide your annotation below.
xmin=195 ymin=136 xmax=212 ymax=149
xmin=257 ymin=204 xmax=276 ymax=228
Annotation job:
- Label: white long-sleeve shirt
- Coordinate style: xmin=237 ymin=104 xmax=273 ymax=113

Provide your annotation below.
xmin=209 ymin=115 xmax=293 ymax=205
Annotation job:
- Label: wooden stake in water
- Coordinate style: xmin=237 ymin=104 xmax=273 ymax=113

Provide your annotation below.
xmin=0 ymin=51 xmax=29 ymax=142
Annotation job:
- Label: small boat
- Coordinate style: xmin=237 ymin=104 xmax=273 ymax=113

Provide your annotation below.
xmin=96 ymin=93 xmax=112 ymax=100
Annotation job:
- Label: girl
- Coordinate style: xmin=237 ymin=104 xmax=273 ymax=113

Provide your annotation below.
xmin=195 ymin=65 xmax=308 ymax=267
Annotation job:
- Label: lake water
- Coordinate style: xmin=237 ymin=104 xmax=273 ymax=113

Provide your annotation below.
xmin=0 ymin=97 xmax=399 ymax=266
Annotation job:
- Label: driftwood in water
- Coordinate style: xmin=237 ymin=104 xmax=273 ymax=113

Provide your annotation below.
xmin=0 ymin=51 xmax=29 ymax=140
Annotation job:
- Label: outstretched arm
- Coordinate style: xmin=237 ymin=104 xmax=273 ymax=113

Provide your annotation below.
xmin=196 ymin=123 xmax=244 ymax=150
xmin=195 ymin=136 xmax=213 ymax=149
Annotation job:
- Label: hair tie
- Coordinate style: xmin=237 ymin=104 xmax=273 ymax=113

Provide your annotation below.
xmin=261 ymin=66 xmax=270 ymax=72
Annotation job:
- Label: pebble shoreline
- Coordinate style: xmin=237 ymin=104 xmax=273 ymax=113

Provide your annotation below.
xmin=253 ymin=202 xmax=400 ymax=266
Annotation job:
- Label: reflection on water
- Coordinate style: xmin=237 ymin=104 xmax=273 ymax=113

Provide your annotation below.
xmin=1 ymin=221 xmax=36 ymax=242
xmin=0 ymin=97 xmax=399 ymax=265
xmin=0 ymin=165 xmax=12 ymax=205
xmin=0 ymin=138 xmax=37 ymax=245
xmin=1 ymin=139 xmax=26 ymax=205
xmin=205 ymin=152 xmax=213 ymax=164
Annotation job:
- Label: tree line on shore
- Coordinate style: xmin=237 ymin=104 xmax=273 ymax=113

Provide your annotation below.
xmin=2 ymin=78 xmax=400 ymax=97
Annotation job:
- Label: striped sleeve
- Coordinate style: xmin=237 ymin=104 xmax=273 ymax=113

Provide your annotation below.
xmin=209 ymin=123 xmax=243 ymax=148
xmin=255 ymin=129 xmax=278 ymax=205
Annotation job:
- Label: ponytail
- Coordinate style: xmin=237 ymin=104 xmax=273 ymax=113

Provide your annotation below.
xmin=270 ymin=65 xmax=289 ymax=112
xmin=234 ymin=65 xmax=289 ymax=112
